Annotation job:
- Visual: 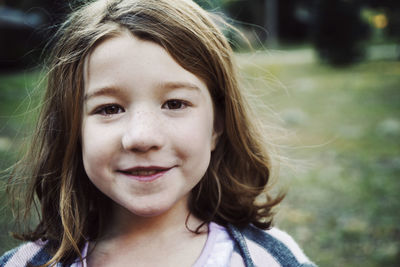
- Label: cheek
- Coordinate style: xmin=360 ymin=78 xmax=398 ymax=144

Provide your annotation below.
xmin=175 ymin=113 xmax=214 ymax=169
xmin=81 ymin=121 xmax=120 ymax=178
xmin=178 ymin=112 xmax=213 ymax=145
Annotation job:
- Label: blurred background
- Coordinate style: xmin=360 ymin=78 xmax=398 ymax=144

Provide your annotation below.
xmin=0 ymin=0 xmax=399 ymax=266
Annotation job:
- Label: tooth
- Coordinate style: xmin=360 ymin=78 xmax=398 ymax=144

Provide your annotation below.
xmin=129 ymin=170 xmax=160 ymax=176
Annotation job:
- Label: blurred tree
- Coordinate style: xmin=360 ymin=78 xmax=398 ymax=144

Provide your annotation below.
xmin=265 ymin=0 xmax=278 ymax=47
xmin=223 ymin=0 xmax=310 ymax=46
xmin=224 ymin=0 xmax=266 ymax=38
xmin=311 ymin=0 xmax=371 ymax=66
xmin=367 ymin=0 xmax=400 ymax=35
xmin=3 ymin=0 xmax=68 ymax=25
xmin=276 ymin=0 xmax=309 ymax=44
xmin=0 ymin=0 xmax=69 ymax=70
xmin=367 ymin=0 xmax=400 ymax=59
xmin=0 ymin=6 xmax=44 ymax=70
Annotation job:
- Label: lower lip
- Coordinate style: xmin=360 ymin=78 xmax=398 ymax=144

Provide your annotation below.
xmin=119 ymin=169 xmax=170 ymax=182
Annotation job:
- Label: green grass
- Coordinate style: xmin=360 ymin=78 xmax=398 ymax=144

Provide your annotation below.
xmin=0 ymin=51 xmax=399 ymax=266
xmin=237 ymin=52 xmax=400 ymax=266
xmin=0 ymin=69 xmax=44 ymax=251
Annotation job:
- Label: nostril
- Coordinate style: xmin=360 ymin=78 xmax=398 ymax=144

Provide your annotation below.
xmin=121 ymin=126 xmax=163 ymax=152
xmin=120 ymin=110 xmax=165 ymax=152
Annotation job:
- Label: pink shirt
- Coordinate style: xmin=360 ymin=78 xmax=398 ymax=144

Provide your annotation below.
xmin=72 ymin=222 xmax=233 ymax=267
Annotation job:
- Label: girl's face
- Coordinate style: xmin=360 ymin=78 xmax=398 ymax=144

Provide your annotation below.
xmin=81 ymin=31 xmax=219 ymax=218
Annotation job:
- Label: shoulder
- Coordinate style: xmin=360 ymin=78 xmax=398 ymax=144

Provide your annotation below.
xmin=227 ymin=224 xmax=317 ymax=267
xmin=0 ymin=240 xmax=53 ymax=267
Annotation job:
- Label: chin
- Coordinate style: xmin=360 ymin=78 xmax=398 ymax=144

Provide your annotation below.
xmin=132 ymin=209 xmax=165 ymax=218
xmin=128 ymin=204 xmax=174 ymax=218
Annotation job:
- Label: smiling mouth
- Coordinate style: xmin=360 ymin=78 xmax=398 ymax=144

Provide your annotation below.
xmin=118 ymin=166 xmax=172 ymax=181
xmin=120 ymin=169 xmax=166 ymax=176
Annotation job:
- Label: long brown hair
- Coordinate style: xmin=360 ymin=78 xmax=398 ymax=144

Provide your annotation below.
xmin=10 ymin=0 xmax=284 ymax=265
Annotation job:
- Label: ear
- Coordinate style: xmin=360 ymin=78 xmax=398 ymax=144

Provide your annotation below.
xmin=211 ymin=114 xmax=223 ymax=151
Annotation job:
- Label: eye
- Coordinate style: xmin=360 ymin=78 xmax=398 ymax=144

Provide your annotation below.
xmin=95 ymin=104 xmax=125 ymax=115
xmin=162 ymin=99 xmax=188 ymax=110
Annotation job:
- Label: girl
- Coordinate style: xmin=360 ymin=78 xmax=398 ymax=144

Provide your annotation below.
xmin=0 ymin=0 xmax=316 ymax=266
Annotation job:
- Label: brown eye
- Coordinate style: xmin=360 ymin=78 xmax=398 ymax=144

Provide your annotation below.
xmin=163 ymin=100 xmax=187 ymax=110
xmin=96 ymin=104 xmax=124 ymax=115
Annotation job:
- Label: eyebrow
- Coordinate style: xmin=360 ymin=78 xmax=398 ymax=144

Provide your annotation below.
xmin=84 ymin=87 xmax=124 ymax=102
xmin=158 ymin=81 xmax=201 ymax=91
xmin=84 ymin=81 xmax=201 ymax=102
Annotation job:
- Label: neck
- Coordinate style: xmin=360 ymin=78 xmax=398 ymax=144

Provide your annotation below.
xmin=87 ymin=199 xmax=209 ymax=267
xmin=100 ymin=198 xmax=205 ymax=243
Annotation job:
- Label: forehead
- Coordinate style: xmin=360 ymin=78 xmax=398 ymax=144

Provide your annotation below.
xmin=83 ymin=31 xmax=210 ymax=97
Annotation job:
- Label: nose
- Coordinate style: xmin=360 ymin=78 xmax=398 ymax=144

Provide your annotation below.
xmin=121 ymin=110 xmax=164 ymax=153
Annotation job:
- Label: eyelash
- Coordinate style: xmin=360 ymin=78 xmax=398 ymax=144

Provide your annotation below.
xmin=94 ymin=104 xmax=124 ymax=116
xmin=162 ymin=99 xmax=190 ymax=110
xmin=93 ymin=99 xmax=189 ymax=116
